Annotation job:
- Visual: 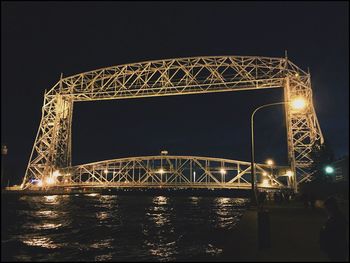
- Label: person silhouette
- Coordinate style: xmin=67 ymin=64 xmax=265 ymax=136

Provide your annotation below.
xmin=319 ymin=197 xmax=348 ymax=261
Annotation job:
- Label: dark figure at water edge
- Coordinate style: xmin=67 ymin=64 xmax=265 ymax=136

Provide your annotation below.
xmin=319 ymin=197 xmax=348 ymax=262
xmin=258 ymin=191 xmax=267 ymax=208
xmin=289 ymin=190 xmax=295 ymax=201
xmin=284 ymin=191 xmax=290 ymax=203
xmin=277 ymin=191 xmax=283 ymax=204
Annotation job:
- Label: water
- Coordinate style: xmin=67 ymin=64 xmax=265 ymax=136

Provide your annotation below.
xmin=1 ymin=193 xmax=248 ymax=261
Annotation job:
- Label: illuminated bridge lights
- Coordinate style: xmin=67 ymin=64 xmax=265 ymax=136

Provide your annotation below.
xmin=21 ymin=55 xmax=323 ymax=191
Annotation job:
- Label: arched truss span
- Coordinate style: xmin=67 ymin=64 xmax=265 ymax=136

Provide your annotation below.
xmin=53 ymin=155 xmax=291 ymax=189
xmin=22 ymin=55 xmax=324 ymax=191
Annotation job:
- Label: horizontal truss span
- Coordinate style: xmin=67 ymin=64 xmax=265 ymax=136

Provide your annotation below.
xmin=37 ymin=155 xmax=292 ymax=190
xmin=49 ymin=56 xmax=303 ymax=101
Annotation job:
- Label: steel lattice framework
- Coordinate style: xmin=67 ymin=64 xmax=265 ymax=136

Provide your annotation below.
xmin=21 ymin=55 xmax=323 ymax=190
xmin=58 ymin=155 xmax=289 ymax=189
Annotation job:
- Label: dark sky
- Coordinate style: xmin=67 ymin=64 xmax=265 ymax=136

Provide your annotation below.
xmin=1 ymin=1 xmax=349 ymax=184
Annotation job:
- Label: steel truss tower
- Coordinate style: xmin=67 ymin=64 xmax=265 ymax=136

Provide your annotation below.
xmin=21 ymin=56 xmax=323 ymax=191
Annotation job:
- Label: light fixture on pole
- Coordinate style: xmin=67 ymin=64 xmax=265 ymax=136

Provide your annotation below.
xmin=266 ymin=159 xmax=274 ymax=184
xmin=250 ymin=97 xmax=307 ymax=206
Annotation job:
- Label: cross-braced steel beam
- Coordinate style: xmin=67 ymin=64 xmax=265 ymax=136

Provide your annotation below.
xmin=30 ymin=155 xmax=291 ymax=190
xmin=21 ymin=55 xmax=324 ymax=191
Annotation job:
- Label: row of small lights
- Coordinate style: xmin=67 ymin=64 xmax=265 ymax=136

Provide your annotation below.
xmin=33 ymin=164 xmax=333 ymax=187
xmin=103 ymin=168 xmax=228 ymax=175
xmin=34 ymin=157 xmax=308 ymax=187
xmin=102 ymin=160 xmax=293 ymax=177
xmin=102 ymin=163 xmax=333 ymax=177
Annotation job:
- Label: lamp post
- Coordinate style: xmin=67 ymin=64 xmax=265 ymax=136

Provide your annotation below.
xmin=250 ymin=98 xmax=307 ymax=206
xmin=266 ymin=159 xmax=274 ymax=185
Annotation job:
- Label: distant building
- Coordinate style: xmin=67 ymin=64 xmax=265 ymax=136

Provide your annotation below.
xmin=331 ymin=155 xmax=349 ymax=182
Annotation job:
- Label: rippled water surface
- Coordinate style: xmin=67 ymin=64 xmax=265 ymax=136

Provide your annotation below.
xmin=2 ymin=194 xmax=248 ymax=261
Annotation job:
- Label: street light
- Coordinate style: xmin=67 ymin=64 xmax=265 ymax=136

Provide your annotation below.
xmin=250 ymin=97 xmax=307 ymax=206
xmin=286 ymin=170 xmax=294 ymax=177
xmin=220 ymin=168 xmax=226 ymax=184
xmin=45 ymin=177 xmax=55 ymax=185
xmin=325 ymin=166 xmax=334 ymax=174
xmin=266 ymin=159 xmax=274 ymax=166
xmin=266 ymin=159 xmax=274 ymax=185
xmin=291 ymin=97 xmax=307 ymax=110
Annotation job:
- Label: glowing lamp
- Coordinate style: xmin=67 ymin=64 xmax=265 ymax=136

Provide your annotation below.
xmin=266 ymin=159 xmax=274 ymax=166
xmin=291 ymin=97 xmax=307 ymax=110
xmin=37 ymin=180 xmax=43 ymax=187
xmin=52 ymin=170 xmax=60 ymax=177
xmin=286 ymin=170 xmax=294 ymax=177
xmin=261 ymin=179 xmax=270 ymax=187
xmin=220 ymin=168 xmax=226 ymax=174
xmin=45 ymin=177 xmax=55 ymax=185
xmin=325 ymin=166 xmax=334 ymax=174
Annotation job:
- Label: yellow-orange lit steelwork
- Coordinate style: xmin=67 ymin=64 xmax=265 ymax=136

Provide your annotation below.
xmin=20 ymin=55 xmax=324 ymax=191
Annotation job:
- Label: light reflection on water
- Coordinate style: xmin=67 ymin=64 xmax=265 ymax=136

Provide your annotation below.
xmin=143 ymin=195 xmax=177 ymax=261
xmin=85 ymin=193 xmax=100 ymax=197
xmin=44 ymin=195 xmax=59 ymax=203
xmin=2 ymin=194 xmax=248 ymax=261
xmin=23 ymin=222 xmax=63 ymax=230
xmin=212 ymin=197 xmax=245 ymax=229
xmin=190 ymin=196 xmax=201 ymax=205
xmin=153 ymin=195 xmax=168 ymax=205
xmin=21 ymin=236 xmax=61 ymax=249
xmin=96 ymin=211 xmax=110 ymax=221
xmin=90 ymin=238 xmax=114 ymax=249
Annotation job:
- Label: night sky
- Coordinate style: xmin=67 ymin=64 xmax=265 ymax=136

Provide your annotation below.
xmin=1 ymin=1 xmax=349 ymax=185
